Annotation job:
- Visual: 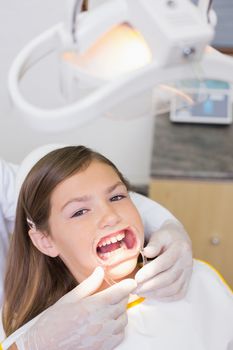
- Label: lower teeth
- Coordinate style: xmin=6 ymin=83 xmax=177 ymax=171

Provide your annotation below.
xmin=99 ymin=246 xmax=124 ymax=259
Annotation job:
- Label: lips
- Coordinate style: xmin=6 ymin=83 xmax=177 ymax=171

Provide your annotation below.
xmin=95 ymin=227 xmax=140 ymax=265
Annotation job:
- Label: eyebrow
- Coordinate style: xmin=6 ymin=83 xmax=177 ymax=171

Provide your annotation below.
xmin=61 ymin=181 xmax=126 ymax=210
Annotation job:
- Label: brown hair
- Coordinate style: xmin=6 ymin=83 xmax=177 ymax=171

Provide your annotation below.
xmin=3 ymin=145 xmax=130 ymax=337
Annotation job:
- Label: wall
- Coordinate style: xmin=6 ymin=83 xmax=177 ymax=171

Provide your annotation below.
xmin=0 ymin=0 xmax=63 ymax=161
xmin=0 ymin=0 xmax=154 ymax=185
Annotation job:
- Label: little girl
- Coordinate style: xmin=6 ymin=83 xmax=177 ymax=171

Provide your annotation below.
xmin=2 ymin=146 xmax=233 ymax=350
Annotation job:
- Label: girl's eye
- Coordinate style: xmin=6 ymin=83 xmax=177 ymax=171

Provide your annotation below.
xmin=110 ymin=194 xmax=127 ymax=202
xmin=71 ymin=209 xmax=89 ymax=218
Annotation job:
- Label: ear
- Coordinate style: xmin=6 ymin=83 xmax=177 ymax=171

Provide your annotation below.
xmin=28 ymin=228 xmax=59 ymax=258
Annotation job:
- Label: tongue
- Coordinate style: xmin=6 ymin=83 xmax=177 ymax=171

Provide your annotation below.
xmin=98 ymin=242 xmax=121 ymax=254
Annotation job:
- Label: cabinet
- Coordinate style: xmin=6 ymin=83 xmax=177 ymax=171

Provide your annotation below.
xmin=150 ymin=113 xmax=233 ymax=288
xmin=149 ymin=178 xmax=233 ymax=288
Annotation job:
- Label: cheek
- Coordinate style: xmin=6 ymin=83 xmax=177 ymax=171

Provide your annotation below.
xmin=55 ymin=233 xmax=97 ymax=275
xmin=49 ymin=219 xmax=98 ymax=281
xmin=49 ymin=222 xmax=84 ymax=256
xmin=128 ymin=205 xmax=143 ymax=225
xmin=58 ymin=234 xmax=89 ymax=256
xmin=123 ymin=205 xmax=144 ymax=237
xmin=54 ymin=224 xmax=96 ymax=264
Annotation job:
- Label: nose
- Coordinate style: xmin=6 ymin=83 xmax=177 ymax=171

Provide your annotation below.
xmin=98 ymin=203 xmax=121 ymax=229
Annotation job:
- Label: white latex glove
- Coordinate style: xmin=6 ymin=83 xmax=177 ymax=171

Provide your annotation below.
xmin=135 ymin=220 xmax=193 ymax=301
xmin=15 ymin=267 xmax=136 ymax=350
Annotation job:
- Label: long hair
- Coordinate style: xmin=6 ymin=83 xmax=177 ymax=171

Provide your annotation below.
xmin=3 ymin=145 xmax=129 ymax=337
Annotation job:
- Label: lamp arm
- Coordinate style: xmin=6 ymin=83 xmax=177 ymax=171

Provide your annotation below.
xmin=198 ymin=0 xmax=209 ymax=12
xmin=8 ymin=26 xmax=233 ymax=133
xmin=66 ymin=0 xmax=84 ymax=44
xmin=10 ymin=23 xmax=63 ymax=80
xmin=197 ymin=0 xmax=214 ymax=24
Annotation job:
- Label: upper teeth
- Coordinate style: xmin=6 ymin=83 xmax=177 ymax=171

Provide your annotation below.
xmin=98 ymin=232 xmax=125 ymax=248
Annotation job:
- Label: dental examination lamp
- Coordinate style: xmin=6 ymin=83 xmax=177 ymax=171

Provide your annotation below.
xmin=8 ymin=0 xmax=228 ymax=133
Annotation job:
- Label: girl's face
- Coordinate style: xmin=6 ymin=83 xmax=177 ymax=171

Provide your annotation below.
xmin=48 ymin=160 xmax=144 ymax=283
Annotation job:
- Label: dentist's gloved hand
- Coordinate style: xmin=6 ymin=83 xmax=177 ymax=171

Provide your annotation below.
xmin=135 ymin=220 xmax=193 ymax=301
xmin=15 ymin=267 xmax=136 ymax=350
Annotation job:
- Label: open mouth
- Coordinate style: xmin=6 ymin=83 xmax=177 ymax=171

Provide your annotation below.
xmin=96 ymin=227 xmax=139 ymax=263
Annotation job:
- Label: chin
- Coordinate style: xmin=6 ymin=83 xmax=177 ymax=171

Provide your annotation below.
xmin=106 ymin=256 xmax=139 ymax=281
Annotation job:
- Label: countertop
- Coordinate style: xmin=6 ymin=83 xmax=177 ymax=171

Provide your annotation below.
xmin=151 ymin=113 xmax=233 ymax=180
